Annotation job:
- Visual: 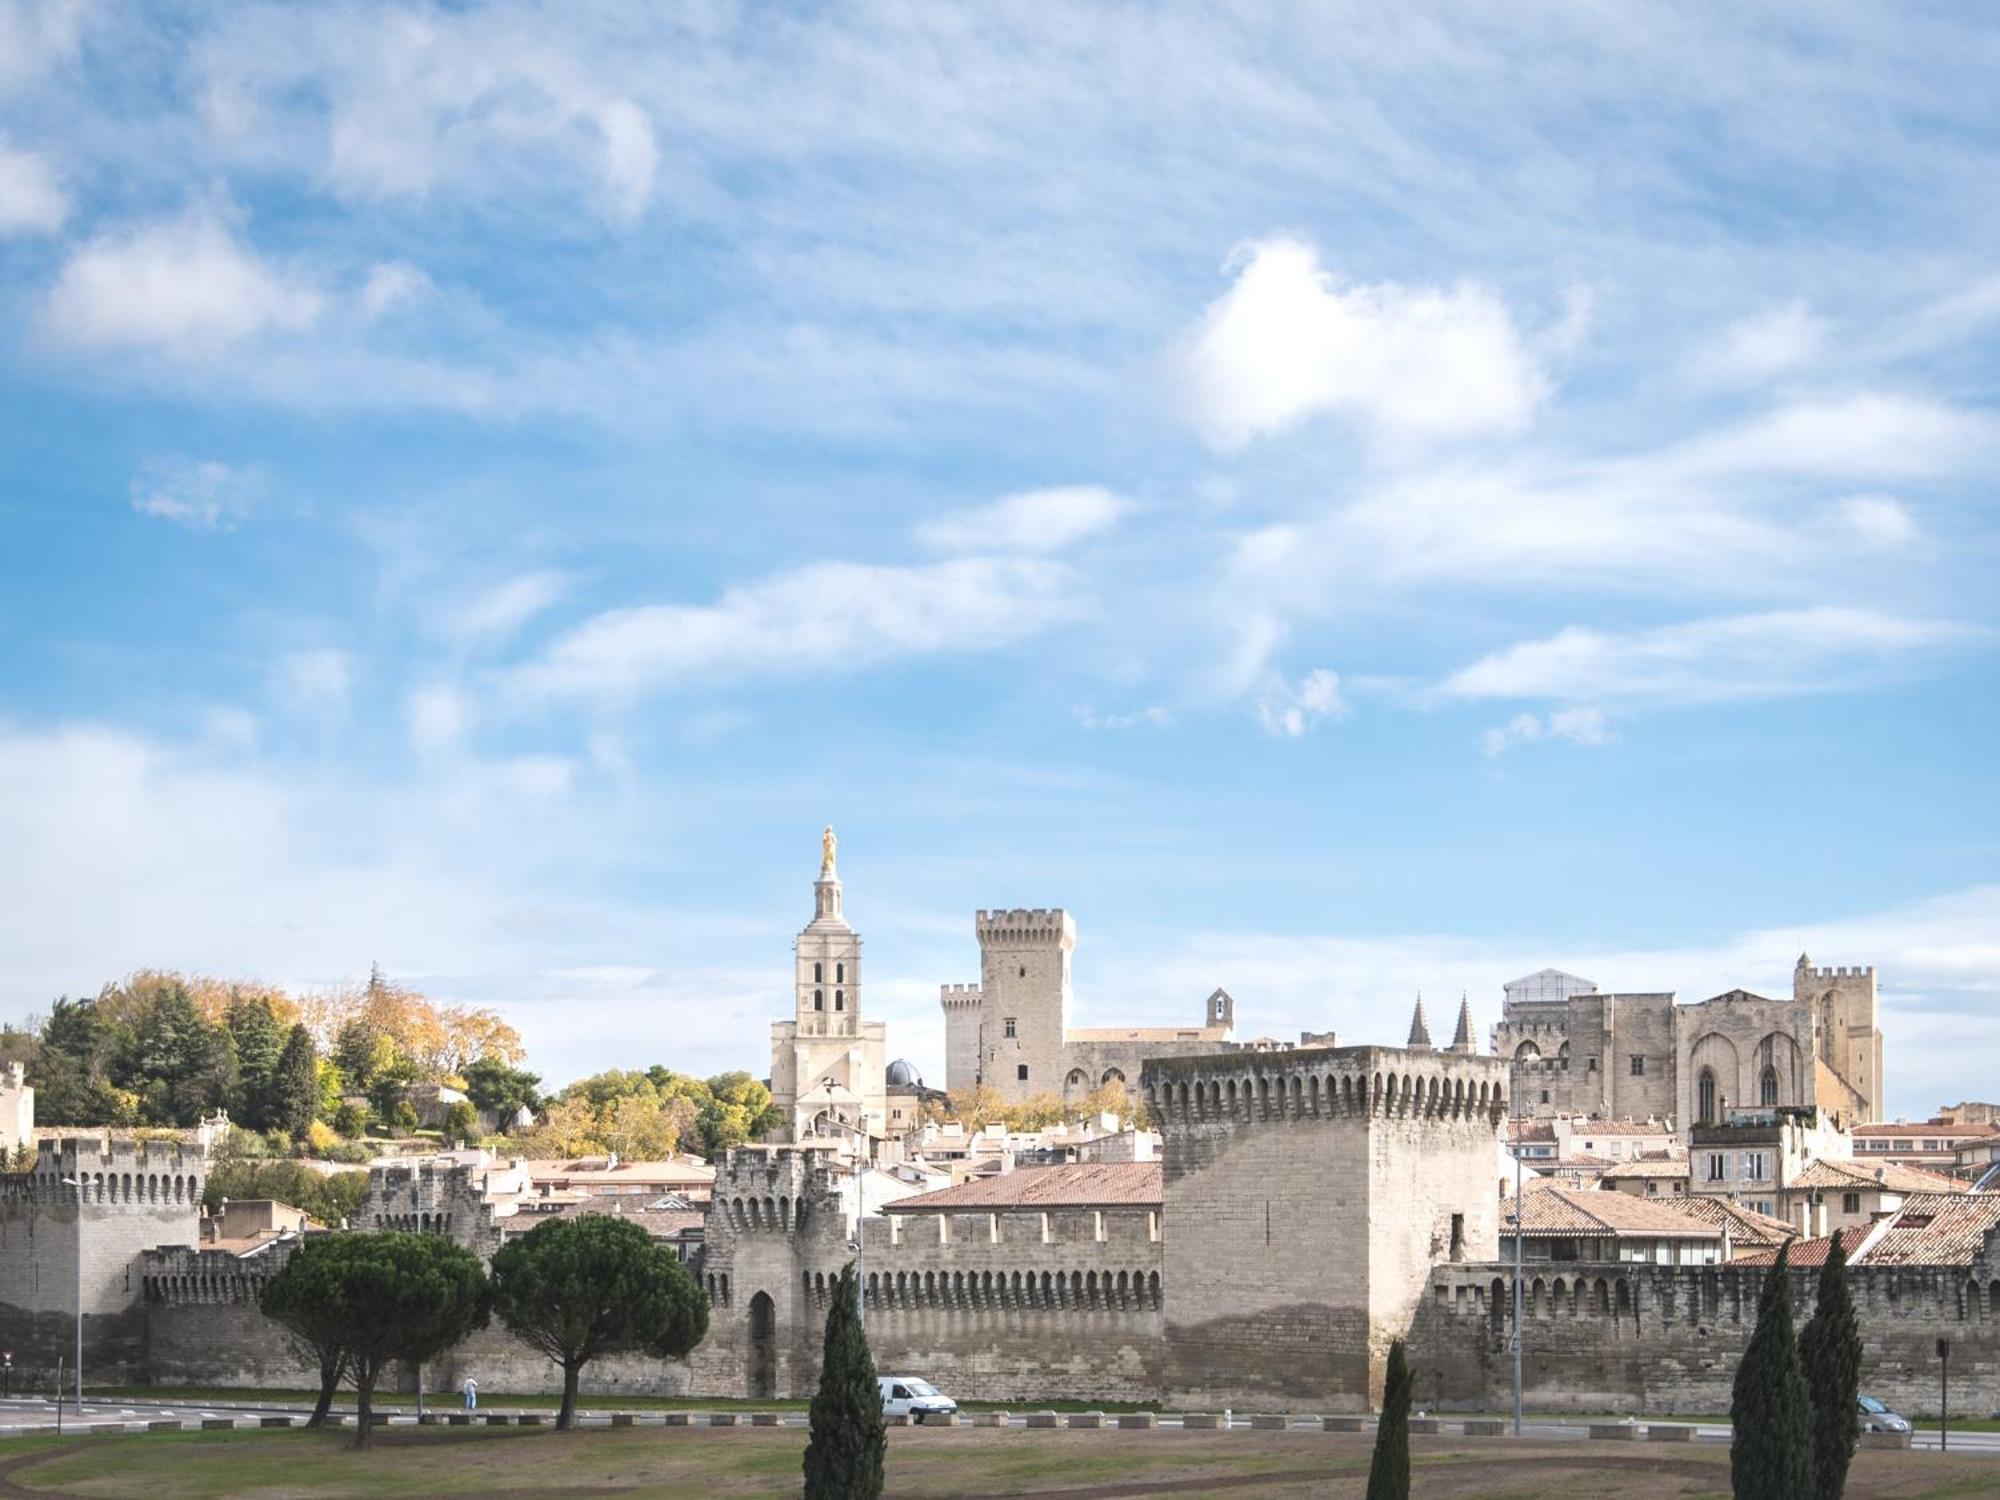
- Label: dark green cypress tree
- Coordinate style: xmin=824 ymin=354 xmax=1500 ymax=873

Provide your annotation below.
xmin=803 ymin=1262 xmax=886 ymax=1500
xmin=1365 ymin=1338 xmax=1412 ymax=1500
xmin=1799 ymin=1236 xmax=1862 ymax=1500
xmin=272 ymin=1025 xmax=321 ymax=1141
xmin=1731 ymin=1243 xmax=1813 ymax=1500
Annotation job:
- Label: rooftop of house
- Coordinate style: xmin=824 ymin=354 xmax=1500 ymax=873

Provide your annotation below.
xmin=884 ymin=1162 xmax=1162 ymax=1214
xmin=1598 ymin=1159 xmax=1694 ymax=1181
xmin=1734 ymin=1225 xmax=1873 ymax=1268
xmin=1504 ymin=1185 xmax=1726 ymax=1239
xmin=1787 ymin=1159 xmax=1969 ymax=1195
xmin=1854 ymin=1120 xmax=2000 ymax=1140
xmin=514 ymin=1156 xmax=716 ymax=1186
xmin=1858 ymin=1191 xmax=2000 ymax=1268
xmin=1674 ymin=1195 xmax=1796 ymax=1248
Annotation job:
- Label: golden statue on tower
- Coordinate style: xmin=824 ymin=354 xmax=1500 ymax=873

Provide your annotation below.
xmin=821 ymin=824 xmax=838 ymax=875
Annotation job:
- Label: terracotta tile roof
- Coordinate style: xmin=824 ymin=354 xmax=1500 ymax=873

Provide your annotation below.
xmin=1676 ymin=1196 xmax=1796 ymax=1248
xmin=1788 ymin=1159 xmax=1968 ymax=1195
xmin=1735 ymin=1225 xmax=1871 ymax=1268
xmin=1858 ymin=1192 xmax=2000 ymax=1268
xmin=1599 ymin=1159 xmax=1693 ymax=1181
xmin=1854 ymin=1121 xmax=2000 ymax=1139
xmin=1504 ymin=1186 xmax=1725 ymax=1239
xmin=884 ymin=1163 xmax=1161 ymax=1213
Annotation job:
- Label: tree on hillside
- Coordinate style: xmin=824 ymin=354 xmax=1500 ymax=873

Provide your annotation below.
xmin=803 ymin=1262 xmax=885 ymax=1500
xmin=259 ymin=1237 xmax=355 ymax=1427
xmin=271 ymin=1232 xmax=488 ymax=1448
xmin=489 ymin=1214 xmax=709 ymax=1429
xmin=271 ymin=1025 xmax=321 ymax=1140
xmin=25 ymin=998 xmax=130 ymax=1125
xmin=1731 ymin=1243 xmax=1813 ymax=1500
xmin=1800 ymin=1236 xmax=1862 ymax=1500
xmin=442 ymin=1099 xmax=480 ymax=1144
xmin=463 ymin=1056 xmax=542 ymax=1128
xmin=227 ymin=994 xmax=287 ymax=1130
xmin=125 ymin=981 xmax=237 ymax=1125
xmin=1366 ymin=1338 xmax=1412 ymax=1500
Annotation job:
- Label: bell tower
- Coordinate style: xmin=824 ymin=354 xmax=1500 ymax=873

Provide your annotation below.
xmin=794 ymin=825 xmax=861 ymax=1034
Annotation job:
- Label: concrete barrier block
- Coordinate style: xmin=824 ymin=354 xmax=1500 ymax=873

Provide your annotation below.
xmin=446 ymin=1413 xmax=471 ymax=1426
xmin=1069 ymin=1412 xmax=1104 ymax=1429
xmin=258 ymin=1416 xmax=295 ymax=1429
xmin=884 ymin=1413 xmax=910 ymax=1427
xmin=972 ymin=1411 xmax=1008 ymax=1428
xmin=920 ymin=1413 xmax=958 ymax=1427
xmin=484 ymin=1413 xmax=511 ymax=1425
xmin=1249 ymin=1414 xmax=1289 ymax=1431
xmin=708 ymin=1412 xmax=738 ymax=1427
xmin=200 ymin=1418 xmax=236 ymax=1431
xmin=1645 ymin=1423 xmax=1695 ymax=1442
xmin=1462 ymin=1418 xmax=1506 ymax=1437
xmin=516 ymin=1414 xmax=545 ymax=1426
xmin=148 ymin=1419 xmax=185 ymax=1433
xmin=1859 ymin=1430 xmax=1911 ymax=1450
xmin=610 ymin=1413 xmax=638 ymax=1427
xmin=1117 ymin=1412 xmax=1156 ymax=1429
xmin=750 ymin=1412 xmax=781 ymax=1427
xmin=1588 ymin=1422 xmax=1640 ymax=1441
xmin=662 ymin=1412 xmax=693 ymax=1426
xmin=1182 ymin=1413 xmax=1222 ymax=1430
xmin=1024 ymin=1411 xmax=1059 ymax=1429
xmin=1408 ymin=1417 xmax=1441 ymax=1435
xmin=417 ymin=1413 xmax=439 ymax=1426
xmin=1322 ymin=1416 xmax=1367 ymax=1432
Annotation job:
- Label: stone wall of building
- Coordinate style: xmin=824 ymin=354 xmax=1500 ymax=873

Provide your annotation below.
xmin=1410 ymin=1260 xmax=2000 ymax=1417
xmin=0 ymin=1139 xmax=202 ymax=1384
xmin=1145 ymin=1043 xmax=1510 ymax=1411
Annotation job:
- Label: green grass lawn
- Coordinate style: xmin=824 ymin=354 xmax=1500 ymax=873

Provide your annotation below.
xmin=2 ymin=1423 xmax=1996 ymax=1500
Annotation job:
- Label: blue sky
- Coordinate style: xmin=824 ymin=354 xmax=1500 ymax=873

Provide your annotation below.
xmin=2 ymin=2 xmax=1997 ymax=1114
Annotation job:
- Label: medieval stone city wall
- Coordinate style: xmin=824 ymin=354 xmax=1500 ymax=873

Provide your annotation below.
xmin=1145 ymin=1045 xmax=1511 ymax=1411
xmin=0 ymin=1139 xmax=202 ymax=1383
xmin=1410 ymin=1260 xmax=2000 ymax=1416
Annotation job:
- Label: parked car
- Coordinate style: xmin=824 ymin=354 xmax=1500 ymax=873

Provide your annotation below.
xmin=1857 ymin=1395 xmax=1910 ymax=1434
xmin=878 ymin=1375 xmax=958 ymax=1424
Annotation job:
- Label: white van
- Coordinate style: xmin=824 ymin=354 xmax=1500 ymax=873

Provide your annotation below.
xmin=878 ymin=1375 xmax=958 ymax=1424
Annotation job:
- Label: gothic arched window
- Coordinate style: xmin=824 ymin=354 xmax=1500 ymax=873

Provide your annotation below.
xmin=814 ymin=962 xmax=822 ymax=983
xmin=1760 ymin=1066 xmax=1779 ymax=1108
xmin=814 ymin=990 xmax=824 ymax=1011
xmin=836 ymin=962 xmax=845 ymax=983
xmin=1697 ymin=1069 xmax=1717 ymax=1125
xmin=834 ymin=989 xmax=844 ymax=1011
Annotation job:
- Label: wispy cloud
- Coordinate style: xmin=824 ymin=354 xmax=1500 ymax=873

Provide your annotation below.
xmin=129 ymin=457 xmax=263 ymax=531
xmin=1480 ymin=706 xmax=1614 ymax=757
xmin=274 ymin=648 xmax=354 ymax=721
xmin=1440 ymin=608 xmax=1982 ymax=707
xmin=1173 ymin=236 xmax=1546 ymax=451
xmin=1256 ymin=668 xmax=1346 ymax=738
xmin=917 ymin=485 xmax=1130 ymax=554
xmin=445 ymin=572 xmax=568 ymax=646
xmin=1688 ymin=301 xmax=1828 ymax=386
xmin=0 ymin=134 xmax=65 ymax=235
xmin=512 ymin=557 xmax=1084 ymax=700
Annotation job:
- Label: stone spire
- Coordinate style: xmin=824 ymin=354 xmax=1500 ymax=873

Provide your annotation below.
xmin=1451 ymin=994 xmax=1477 ymax=1054
xmin=1406 ymin=995 xmax=1432 ymax=1050
xmin=809 ymin=824 xmax=848 ymax=929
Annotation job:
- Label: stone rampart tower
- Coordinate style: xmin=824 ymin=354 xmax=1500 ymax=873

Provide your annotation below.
xmin=1795 ymin=954 xmax=1883 ymax=1124
xmin=0 ymin=1137 xmax=202 ymax=1381
xmin=0 ymin=1061 xmax=32 ymax=1153
xmin=975 ymin=908 xmax=1076 ymax=1104
xmin=1143 ymin=1035 xmax=1509 ymax=1410
xmin=939 ymin=983 xmax=983 ymax=1100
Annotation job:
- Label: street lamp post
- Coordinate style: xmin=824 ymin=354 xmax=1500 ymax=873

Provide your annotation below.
xmin=814 ymin=1080 xmax=869 ymax=1328
xmin=1509 ymin=1146 xmax=1523 ymax=1437
xmin=60 ymin=1176 xmax=83 ymax=1414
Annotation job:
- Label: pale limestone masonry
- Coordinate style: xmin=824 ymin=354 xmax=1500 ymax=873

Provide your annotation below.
xmin=942 ymin=906 xmax=1241 ymax=1105
xmin=0 ymin=1137 xmax=202 ymax=1382
xmin=1495 ymin=954 xmax=1882 ymax=1127
xmin=1144 ymin=1041 xmax=1510 ymax=1409
xmin=0 ymin=1061 xmax=32 ymax=1152
xmin=768 ymin=834 xmax=887 ymax=1140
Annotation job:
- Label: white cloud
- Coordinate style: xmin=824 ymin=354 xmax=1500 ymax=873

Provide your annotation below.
xmin=129 ymin=457 xmax=262 ymax=531
xmin=1691 ymin=301 xmax=1828 ymax=385
xmin=358 ymin=260 xmax=433 ymax=321
xmin=0 ymin=135 xmax=65 ymax=234
xmin=1256 ymin=668 xmax=1346 ymax=738
xmin=514 ymin=557 xmax=1082 ymax=699
xmin=1077 ymin=705 xmax=1172 ymax=731
xmin=407 ymin=684 xmax=469 ymax=756
xmin=446 ymin=572 xmax=568 ymax=645
xmin=1831 ymin=494 xmax=1916 ymax=549
xmin=0 ymin=0 xmax=87 ymax=89
xmin=1673 ymin=393 xmax=1988 ymax=481
xmin=917 ymin=485 xmax=1131 ymax=554
xmin=1441 ymin=608 xmax=1981 ymax=707
xmin=41 ymin=208 xmax=323 ymax=356
xmin=274 ymin=648 xmax=354 ymax=720
xmin=1480 ymin=706 xmax=1614 ymax=757
xmin=1173 ymin=236 xmax=1546 ymax=451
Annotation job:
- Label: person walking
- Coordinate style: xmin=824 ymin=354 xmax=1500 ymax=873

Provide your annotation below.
xmin=462 ymin=1376 xmax=478 ymax=1412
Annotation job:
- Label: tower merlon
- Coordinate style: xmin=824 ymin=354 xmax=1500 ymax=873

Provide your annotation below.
xmin=975 ymin=907 xmax=1076 ymax=945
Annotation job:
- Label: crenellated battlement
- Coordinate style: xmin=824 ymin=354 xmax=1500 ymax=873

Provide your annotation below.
xmin=1801 ymin=965 xmax=1875 ymax=982
xmin=939 ymin=982 xmax=983 ymax=1008
xmin=976 ymin=908 xmax=1075 ymax=947
xmin=1 ymin=1136 xmax=203 ymax=1207
xmin=1143 ymin=1045 xmax=1510 ymax=1129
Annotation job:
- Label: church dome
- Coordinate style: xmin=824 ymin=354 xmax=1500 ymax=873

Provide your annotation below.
xmin=885 ymin=1058 xmax=923 ymax=1089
